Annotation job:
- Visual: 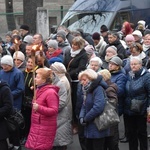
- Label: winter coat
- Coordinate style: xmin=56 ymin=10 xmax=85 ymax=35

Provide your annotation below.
xmin=64 ymin=49 xmax=88 ymax=80
xmin=25 ymin=84 xmax=59 ymax=150
xmin=124 ymin=68 xmax=150 ymax=116
xmin=110 ymin=68 xmax=127 ymax=116
xmin=0 ymin=81 xmax=13 ymax=140
xmin=53 ymin=74 xmax=73 ymax=146
xmin=79 ymin=75 xmax=110 ymax=138
xmin=0 ymin=67 xmax=24 ymax=110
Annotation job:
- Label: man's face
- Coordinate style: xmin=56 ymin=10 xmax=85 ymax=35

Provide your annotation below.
xmin=25 ymin=45 xmax=32 ymax=57
xmin=33 ymin=35 xmax=42 ymax=45
xmin=108 ymin=35 xmax=117 ymax=44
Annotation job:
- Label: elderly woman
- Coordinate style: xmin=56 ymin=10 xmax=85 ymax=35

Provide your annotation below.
xmin=123 ymin=42 xmax=150 ymax=73
xmin=79 ymin=69 xmax=109 ymax=150
xmin=124 ymin=57 xmax=150 ymax=150
xmin=50 ymin=62 xmax=73 ymax=150
xmin=25 ymin=68 xmax=59 ymax=150
xmin=64 ymin=36 xmax=88 ymax=133
xmin=88 ymin=56 xmax=103 ymax=72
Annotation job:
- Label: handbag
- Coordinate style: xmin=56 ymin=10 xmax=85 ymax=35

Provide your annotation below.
xmin=5 ymin=109 xmax=25 ymax=133
xmin=130 ymin=99 xmax=145 ymax=113
xmin=94 ymin=90 xmax=120 ymax=131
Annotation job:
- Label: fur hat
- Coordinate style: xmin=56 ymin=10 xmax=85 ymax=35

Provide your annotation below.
xmin=47 ymin=40 xmax=58 ymax=49
xmin=20 ymin=24 xmax=29 ymax=31
xmin=92 ymin=32 xmax=100 ymax=40
xmin=50 ymin=62 xmax=66 ymax=74
xmin=23 ymin=35 xmax=33 ymax=44
xmin=109 ymin=56 xmax=122 ymax=66
xmin=13 ymin=51 xmax=25 ymax=62
xmin=1 ymin=55 xmax=14 ymax=67
xmin=57 ymin=30 xmax=66 ymax=41
xmin=98 ymin=69 xmax=111 ymax=81
xmin=125 ymin=34 xmax=135 ymax=42
xmin=132 ymin=30 xmax=143 ymax=38
xmin=138 ymin=20 xmax=146 ymax=29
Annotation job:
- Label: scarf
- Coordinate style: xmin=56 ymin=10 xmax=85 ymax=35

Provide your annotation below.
xmin=82 ymin=81 xmax=92 ymax=105
xmin=70 ymin=48 xmax=81 ymax=57
xmin=143 ymin=44 xmax=150 ymax=52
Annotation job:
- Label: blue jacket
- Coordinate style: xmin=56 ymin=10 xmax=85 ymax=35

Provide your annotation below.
xmin=124 ymin=68 xmax=150 ymax=116
xmin=0 ymin=67 xmax=24 ymax=110
xmin=79 ymin=75 xmax=110 ymax=138
xmin=110 ymin=68 xmax=127 ymax=115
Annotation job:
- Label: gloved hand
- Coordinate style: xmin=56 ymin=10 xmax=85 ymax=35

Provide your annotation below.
xmin=80 ymin=118 xmax=86 ymax=126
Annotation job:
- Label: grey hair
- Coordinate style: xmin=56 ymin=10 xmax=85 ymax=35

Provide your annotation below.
xmin=78 ymin=69 xmax=98 ymax=81
xmin=89 ymin=56 xmax=103 ymax=66
xmin=130 ymin=56 xmax=142 ymax=64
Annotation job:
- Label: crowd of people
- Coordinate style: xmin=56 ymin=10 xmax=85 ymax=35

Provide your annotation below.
xmin=0 ymin=20 xmax=150 ymax=150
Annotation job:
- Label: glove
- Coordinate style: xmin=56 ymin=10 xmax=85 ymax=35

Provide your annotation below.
xmin=80 ymin=118 xmax=86 ymax=126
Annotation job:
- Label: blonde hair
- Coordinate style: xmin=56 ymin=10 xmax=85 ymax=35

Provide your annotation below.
xmin=72 ymin=36 xmax=85 ymax=49
xmin=98 ymin=69 xmax=111 ymax=81
xmin=78 ymin=69 xmax=98 ymax=81
xmin=36 ymin=68 xmax=52 ymax=83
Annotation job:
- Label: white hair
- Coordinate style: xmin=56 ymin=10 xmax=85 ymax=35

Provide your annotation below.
xmin=130 ymin=56 xmax=142 ymax=64
xmin=89 ymin=56 xmax=103 ymax=66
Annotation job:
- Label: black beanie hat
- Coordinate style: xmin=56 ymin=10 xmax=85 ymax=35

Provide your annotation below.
xmin=100 ymin=25 xmax=108 ymax=32
xmin=20 ymin=24 xmax=30 ymax=31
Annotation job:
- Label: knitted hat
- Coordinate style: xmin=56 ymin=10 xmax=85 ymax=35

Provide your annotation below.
xmin=100 ymin=25 xmax=108 ymax=32
xmin=1 ymin=55 xmax=14 ymax=66
xmin=106 ymin=46 xmax=117 ymax=55
xmin=85 ymin=45 xmax=94 ymax=55
xmin=132 ymin=30 xmax=142 ymax=38
xmin=13 ymin=51 xmax=25 ymax=62
xmin=47 ymin=40 xmax=58 ymax=49
xmin=57 ymin=30 xmax=66 ymax=41
xmin=98 ymin=69 xmax=111 ymax=81
xmin=23 ymin=35 xmax=33 ymax=44
xmin=50 ymin=62 xmax=66 ymax=74
xmin=48 ymin=57 xmax=63 ymax=65
xmin=20 ymin=24 xmax=29 ymax=31
xmin=109 ymin=56 xmax=122 ymax=66
xmin=125 ymin=34 xmax=135 ymax=42
xmin=92 ymin=32 xmax=100 ymax=40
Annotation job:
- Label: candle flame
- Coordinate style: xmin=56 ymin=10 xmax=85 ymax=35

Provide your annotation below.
xmin=32 ymin=45 xmax=39 ymax=51
xmin=14 ymin=39 xmax=18 ymax=44
xmin=39 ymin=45 xmax=43 ymax=51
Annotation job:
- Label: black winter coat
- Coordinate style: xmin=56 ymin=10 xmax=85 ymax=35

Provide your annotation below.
xmin=0 ymin=81 xmax=13 ymax=140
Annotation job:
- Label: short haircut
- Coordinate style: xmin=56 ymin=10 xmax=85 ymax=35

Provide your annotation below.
xmin=89 ymin=56 xmax=103 ymax=66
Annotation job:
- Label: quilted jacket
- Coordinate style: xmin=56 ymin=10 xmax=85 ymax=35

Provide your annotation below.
xmin=25 ymin=84 xmax=59 ymax=150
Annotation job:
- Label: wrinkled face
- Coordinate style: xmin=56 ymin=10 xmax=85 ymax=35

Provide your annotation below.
xmin=130 ymin=59 xmax=142 ymax=72
xmin=143 ymin=34 xmax=150 ymax=45
xmin=108 ymin=62 xmax=119 ymax=71
xmin=14 ymin=58 xmax=22 ymax=67
xmin=80 ymin=75 xmax=90 ymax=87
xmin=35 ymin=73 xmax=45 ymax=86
xmin=25 ymin=45 xmax=32 ymax=57
xmin=89 ymin=61 xmax=100 ymax=72
xmin=106 ymin=49 xmax=116 ymax=58
xmin=108 ymin=35 xmax=117 ymax=44
xmin=33 ymin=35 xmax=42 ymax=45
xmin=133 ymin=35 xmax=140 ymax=42
xmin=1 ymin=64 xmax=12 ymax=72
xmin=26 ymin=58 xmax=34 ymax=70
xmin=126 ymin=41 xmax=135 ymax=48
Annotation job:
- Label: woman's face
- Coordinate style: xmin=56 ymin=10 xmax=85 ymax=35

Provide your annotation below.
xmin=14 ymin=59 xmax=22 ymax=67
xmin=72 ymin=43 xmax=80 ymax=51
xmin=26 ymin=58 xmax=34 ymax=70
xmin=143 ymin=34 xmax=150 ymax=45
xmin=131 ymin=47 xmax=140 ymax=56
xmin=130 ymin=59 xmax=142 ymax=72
xmin=80 ymin=75 xmax=90 ymax=86
xmin=35 ymin=73 xmax=45 ymax=86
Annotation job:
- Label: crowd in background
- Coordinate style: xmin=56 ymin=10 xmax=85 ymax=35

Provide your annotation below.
xmin=0 ymin=20 xmax=150 ymax=150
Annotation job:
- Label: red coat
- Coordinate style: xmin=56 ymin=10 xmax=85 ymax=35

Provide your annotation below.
xmin=25 ymin=84 xmax=59 ymax=150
